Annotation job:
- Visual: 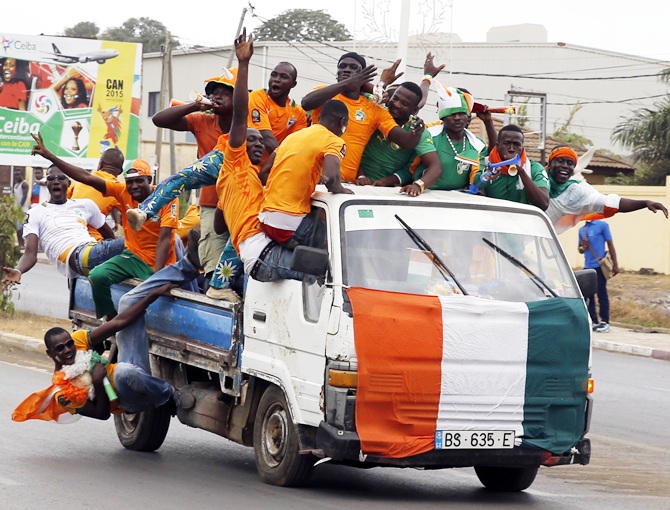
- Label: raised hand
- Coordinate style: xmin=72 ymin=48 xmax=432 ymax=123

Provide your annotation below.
xmin=30 ymin=132 xmax=50 ymax=158
xmin=424 ymin=52 xmax=446 ymax=77
xmin=235 ymin=28 xmax=254 ymax=63
xmin=380 ymin=59 xmax=403 ymax=85
xmin=345 ymin=64 xmax=377 ymax=88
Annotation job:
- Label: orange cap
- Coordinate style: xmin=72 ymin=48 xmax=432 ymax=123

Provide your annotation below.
xmin=125 ymin=159 xmax=152 ymax=178
xmin=204 ymin=68 xmax=237 ymax=94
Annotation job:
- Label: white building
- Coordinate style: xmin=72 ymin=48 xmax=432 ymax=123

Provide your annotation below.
xmin=140 ymin=24 xmax=670 ymax=178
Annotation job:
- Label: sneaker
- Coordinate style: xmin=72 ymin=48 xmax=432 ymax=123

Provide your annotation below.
xmin=206 ymin=286 xmax=242 ymax=303
xmin=126 ymin=208 xmax=147 ymax=232
xmin=594 ymin=322 xmax=610 ymax=333
xmin=186 ymin=228 xmax=202 ymax=270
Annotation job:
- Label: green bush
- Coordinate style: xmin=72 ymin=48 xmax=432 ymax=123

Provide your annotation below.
xmin=0 ymin=195 xmax=25 ymax=314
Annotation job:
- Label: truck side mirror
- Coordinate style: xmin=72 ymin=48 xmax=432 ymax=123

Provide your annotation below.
xmin=574 ymin=268 xmax=597 ymax=297
xmin=291 ymin=246 xmax=329 ymax=276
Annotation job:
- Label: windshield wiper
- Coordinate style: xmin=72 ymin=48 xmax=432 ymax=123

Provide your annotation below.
xmin=395 ymin=214 xmax=467 ymax=295
xmin=482 ymin=238 xmax=558 ymax=298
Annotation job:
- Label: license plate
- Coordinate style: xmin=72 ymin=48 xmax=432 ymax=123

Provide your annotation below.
xmin=435 ymin=430 xmax=515 ymax=449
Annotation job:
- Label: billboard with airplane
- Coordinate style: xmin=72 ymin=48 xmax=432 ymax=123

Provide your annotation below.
xmin=0 ymin=33 xmax=141 ymax=168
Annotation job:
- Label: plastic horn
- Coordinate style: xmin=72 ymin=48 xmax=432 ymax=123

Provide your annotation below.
xmin=489 ymin=153 xmax=522 ymax=176
xmin=467 ymin=154 xmax=523 ymax=194
xmin=189 ymin=91 xmax=213 ymax=106
xmin=103 ymin=377 xmax=118 ymax=401
xmin=170 ymin=98 xmax=187 ymax=107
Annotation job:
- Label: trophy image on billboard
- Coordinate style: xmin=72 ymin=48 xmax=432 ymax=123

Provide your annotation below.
xmin=72 ymin=122 xmax=82 ymax=151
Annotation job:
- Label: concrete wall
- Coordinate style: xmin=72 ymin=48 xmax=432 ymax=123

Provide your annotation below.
xmin=558 ymin=178 xmax=670 ymax=274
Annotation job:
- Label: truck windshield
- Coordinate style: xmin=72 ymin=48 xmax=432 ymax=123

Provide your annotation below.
xmin=342 ymin=202 xmax=579 ymax=302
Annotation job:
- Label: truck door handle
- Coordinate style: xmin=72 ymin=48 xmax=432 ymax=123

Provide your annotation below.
xmin=253 ymin=311 xmax=266 ymax=322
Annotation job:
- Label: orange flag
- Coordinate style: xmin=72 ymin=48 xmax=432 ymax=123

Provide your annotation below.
xmin=12 ymin=385 xmax=81 ymax=424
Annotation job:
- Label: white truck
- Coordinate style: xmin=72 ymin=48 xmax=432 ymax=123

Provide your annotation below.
xmin=69 ymin=187 xmax=594 ymax=492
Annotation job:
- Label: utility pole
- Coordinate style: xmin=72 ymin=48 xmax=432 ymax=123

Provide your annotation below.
xmin=226 ymin=8 xmax=247 ymax=68
xmin=154 ymin=31 xmax=173 ymax=176
xmin=505 ymin=89 xmax=548 ymax=165
xmin=397 ymin=0 xmax=410 ymax=76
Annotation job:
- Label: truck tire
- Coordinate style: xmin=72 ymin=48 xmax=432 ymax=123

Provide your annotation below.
xmin=114 ymin=403 xmax=172 ymax=452
xmin=474 ymin=465 xmax=539 ymax=492
xmin=253 ymin=385 xmax=315 ymax=487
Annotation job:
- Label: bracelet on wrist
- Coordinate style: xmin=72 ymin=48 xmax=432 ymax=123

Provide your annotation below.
xmin=14 ymin=268 xmax=21 ymax=276
xmin=414 ymin=179 xmax=426 ymax=193
xmin=421 ymin=74 xmax=433 ymax=84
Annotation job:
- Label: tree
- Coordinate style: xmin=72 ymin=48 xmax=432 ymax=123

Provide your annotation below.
xmin=0 ymin=196 xmax=24 ymax=314
xmin=64 ymin=22 xmax=100 ymax=40
xmin=101 ymin=17 xmax=179 ymax=53
xmin=612 ymin=70 xmax=670 ymax=185
xmin=255 ymin=9 xmax=351 ymax=42
xmin=553 ymin=102 xmax=593 ymax=148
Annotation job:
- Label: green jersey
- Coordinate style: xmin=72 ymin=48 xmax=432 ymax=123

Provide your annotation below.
xmin=398 ymin=125 xmax=487 ymax=190
xmin=474 ymin=159 xmax=549 ymax=204
xmin=359 ymin=119 xmax=436 ymax=182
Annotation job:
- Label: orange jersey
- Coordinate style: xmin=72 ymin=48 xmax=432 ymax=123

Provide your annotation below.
xmin=105 ymin=180 xmax=178 ymax=269
xmin=216 ymin=142 xmax=263 ymax=252
xmin=248 ymin=89 xmax=308 ymax=144
xmin=67 ymin=170 xmax=122 ymax=241
xmin=186 ymin=112 xmax=227 ymax=207
xmin=311 ymin=87 xmax=398 ymax=182
xmin=262 ymin=124 xmax=346 ymax=217
xmin=176 ymin=203 xmax=200 ymax=242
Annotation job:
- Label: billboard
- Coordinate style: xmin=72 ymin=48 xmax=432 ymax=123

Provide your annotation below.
xmin=0 ymin=33 xmax=142 ymax=168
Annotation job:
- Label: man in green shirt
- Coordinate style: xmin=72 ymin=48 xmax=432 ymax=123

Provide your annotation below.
xmin=356 ymin=81 xmax=442 ymax=196
xmin=471 ymin=124 xmax=550 ymax=210
xmin=397 ymin=82 xmax=487 ymax=191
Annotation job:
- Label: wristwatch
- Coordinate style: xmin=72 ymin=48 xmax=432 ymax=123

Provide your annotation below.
xmin=414 ymin=179 xmax=426 ymax=193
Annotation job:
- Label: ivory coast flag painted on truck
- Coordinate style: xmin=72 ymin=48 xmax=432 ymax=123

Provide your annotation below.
xmin=347 ymin=288 xmax=590 ymax=459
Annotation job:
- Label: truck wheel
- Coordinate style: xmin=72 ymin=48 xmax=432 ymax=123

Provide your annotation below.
xmin=114 ymin=403 xmax=172 ymax=452
xmin=253 ymin=385 xmax=314 ymax=487
xmin=474 ymin=465 xmax=539 ymax=492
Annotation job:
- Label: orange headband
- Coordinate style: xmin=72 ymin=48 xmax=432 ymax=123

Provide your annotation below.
xmin=549 ymin=146 xmax=578 ymax=164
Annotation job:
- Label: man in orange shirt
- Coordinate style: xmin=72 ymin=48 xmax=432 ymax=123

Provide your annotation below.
xmin=248 ymin=61 xmax=307 ymax=167
xmin=30 ymin=134 xmax=178 ymax=319
xmin=259 ymin=101 xmax=352 ymax=245
xmin=301 ymin=52 xmax=425 ymax=183
xmin=67 ymin=147 xmax=124 ymax=240
xmin=135 ymin=70 xmax=237 ymax=283
xmin=210 ymin=30 xmax=340 ymax=287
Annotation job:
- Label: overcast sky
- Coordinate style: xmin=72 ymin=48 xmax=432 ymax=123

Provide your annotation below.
xmin=2 ymin=0 xmax=669 ymax=62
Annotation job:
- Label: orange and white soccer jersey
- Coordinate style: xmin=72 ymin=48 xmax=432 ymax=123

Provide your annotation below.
xmin=186 ymin=112 xmax=227 ymax=207
xmin=310 ymin=87 xmax=398 ymax=182
xmin=215 ymin=142 xmax=264 ymax=252
xmin=248 ymin=89 xmax=308 ymax=145
xmin=105 ymin=181 xmax=179 ymax=270
xmin=67 ymin=170 xmax=122 ymax=241
xmin=262 ymin=124 xmax=346 ymax=217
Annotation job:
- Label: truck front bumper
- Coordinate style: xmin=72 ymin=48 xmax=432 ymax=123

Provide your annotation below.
xmin=316 ymin=422 xmax=590 ymax=468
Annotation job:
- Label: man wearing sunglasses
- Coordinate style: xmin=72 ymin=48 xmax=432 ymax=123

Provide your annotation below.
xmin=13 ymin=282 xmax=176 ymax=422
xmin=29 ymin=132 xmax=179 ymax=320
xmin=2 ymin=165 xmax=125 ymax=286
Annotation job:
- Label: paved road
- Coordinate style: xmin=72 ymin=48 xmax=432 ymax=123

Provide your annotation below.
xmin=11 ymin=260 xmax=69 ymax=319
xmin=2 ymin=351 xmax=669 ymax=509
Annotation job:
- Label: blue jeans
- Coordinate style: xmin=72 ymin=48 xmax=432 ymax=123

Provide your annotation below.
xmin=139 ymin=149 xmax=223 ymax=219
xmin=585 ymin=266 xmax=609 ymax=324
xmin=113 ymin=255 xmax=200 ymax=412
xmin=253 ymin=216 xmax=318 ymax=282
xmin=76 ymin=237 xmax=126 ymax=276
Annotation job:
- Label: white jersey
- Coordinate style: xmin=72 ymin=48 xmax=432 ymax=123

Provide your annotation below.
xmin=547 ymin=181 xmax=621 ymax=234
xmin=23 ymin=199 xmax=107 ymax=276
